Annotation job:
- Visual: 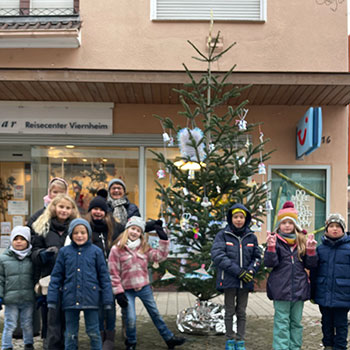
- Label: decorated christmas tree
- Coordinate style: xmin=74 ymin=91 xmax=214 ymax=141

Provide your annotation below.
xmin=152 ymin=28 xmax=272 ymax=301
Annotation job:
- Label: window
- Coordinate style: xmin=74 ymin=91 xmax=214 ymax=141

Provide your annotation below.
xmin=31 ymin=0 xmax=74 ymax=15
xmin=0 ymin=0 xmax=20 ymax=16
xmin=150 ymin=0 xmax=266 ymax=21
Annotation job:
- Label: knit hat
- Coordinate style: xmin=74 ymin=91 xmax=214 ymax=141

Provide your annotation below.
xmin=275 ymin=201 xmax=301 ymax=231
xmin=108 ymin=178 xmax=126 ymax=192
xmin=232 ymin=208 xmax=247 ymax=217
xmin=68 ymin=218 xmax=92 ymax=239
xmin=325 ymin=213 xmax=346 ymax=232
xmin=125 ymin=216 xmax=145 ymax=233
xmin=88 ymin=196 xmax=109 ymax=213
xmin=10 ymin=226 xmax=31 ymax=243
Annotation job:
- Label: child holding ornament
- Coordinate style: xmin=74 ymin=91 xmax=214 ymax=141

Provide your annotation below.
xmin=310 ymin=213 xmax=350 ymax=350
xmin=211 ymin=203 xmax=262 ymax=350
xmin=108 ymin=216 xmax=186 ymax=350
xmin=264 ymin=201 xmax=318 ymax=350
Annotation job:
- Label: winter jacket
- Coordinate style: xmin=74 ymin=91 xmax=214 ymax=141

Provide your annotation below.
xmin=31 ymin=218 xmax=71 ymax=284
xmin=90 ymin=217 xmax=124 ymax=261
xmin=108 ymin=239 xmax=169 ymax=295
xmin=310 ymin=234 xmax=350 ymax=308
xmin=211 ymin=204 xmax=262 ymax=291
xmin=47 ymin=240 xmax=114 ymax=310
xmin=264 ymin=234 xmax=317 ymax=301
xmin=0 ymin=249 xmax=35 ymax=304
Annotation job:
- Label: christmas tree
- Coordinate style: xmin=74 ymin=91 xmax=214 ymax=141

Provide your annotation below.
xmin=152 ymin=28 xmax=272 ymax=301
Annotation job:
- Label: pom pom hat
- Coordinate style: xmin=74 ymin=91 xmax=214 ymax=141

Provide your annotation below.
xmin=275 ymin=201 xmax=301 ymax=232
xmin=325 ymin=213 xmax=346 ymax=232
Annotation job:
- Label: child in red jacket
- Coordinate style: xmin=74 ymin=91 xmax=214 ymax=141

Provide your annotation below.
xmin=108 ymin=216 xmax=185 ymax=350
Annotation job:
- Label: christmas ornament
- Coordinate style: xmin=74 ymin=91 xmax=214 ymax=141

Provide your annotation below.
xmin=183 ymin=187 xmax=189 ymax=196
xmin=178 ymin=127 xmax=206 ymax=163
xmin=157 ymin=169 xmax=166 ymax=179
xmin=153 ymin=262 xmax=160 ymax=269
xmin=168 ymin=137 xmax=174 ymax=146
xmin=238 ymin=156 xmax=245 ymax=166
xmin=188 ymin=169 xmax=195 ymax=180
xmin=265 ymin=199 xmax=273 ymax=211
xmin=247 ymin=179 xmax=257 ymax=188
xmin=201 ymin=196 xmax=211 ymax=208
xmin=236 ymin=108 xmax=248 ymax=131
xmin=258 ymin=163 xmax=266 ymax=175
xmin=209 ymin=143 xmax=215 ymax=152
xmin=193 ymin=264 xmax=212 ymax=279
xmin=193 ymin=224 xmax=201 ymax=239
xmin=262 ymin=182 xmax=268 ymax=191
xmin=180 ymin=266 xmax=185 ymax=273
xmin=216 ymin=186 xmax=221 ymax=193
xmin=180 ymin=213 xmax=191 ymax=230
xmin=258 ymin=205 xmax=263 ymax=213
xmin=231 ymin=170 xmax=239 ymax=183
xmin=161 ymin=270 xmax=176 ymax=281
xmin=163 ymin=132 xmax=171 ymax=143
xmin=245 ymin=136 xmax=250 ymax=148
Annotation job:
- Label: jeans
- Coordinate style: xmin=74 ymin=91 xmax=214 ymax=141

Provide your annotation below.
xmin=124 ymin=284 xmax=173 ymax=345
xmin=98 ymin=302 xmax=116 ymax=331
xmin=224 ymin=288 xmax=249 ymax=340
xmin=273 ymin=300 xmax=304 ymax=350
xmin=319 ymin=306 xmax=349 ymax=350
xmin=65 ymin=309 xmax=102 ymax=350
xmin=45 ymin=298 xmax=65 ymax=350
xmin=1 ymin=302 xmax=34 ymax=350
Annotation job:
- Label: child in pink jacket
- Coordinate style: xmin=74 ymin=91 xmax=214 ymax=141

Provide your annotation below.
xmin=108 ymin=216 xmax=185 ymax=350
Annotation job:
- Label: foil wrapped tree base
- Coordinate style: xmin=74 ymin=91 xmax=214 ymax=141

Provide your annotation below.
xmin=176 ymin=300 xmax=236 ymax=335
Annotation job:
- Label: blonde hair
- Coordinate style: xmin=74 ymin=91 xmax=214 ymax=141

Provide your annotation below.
xmin=296 ymin=230 xmax=307 ymax=261
xmin=33 ymin=194 xmax=79 ymax=236
xmin=115 ymin=227 xmax=150 ymax=254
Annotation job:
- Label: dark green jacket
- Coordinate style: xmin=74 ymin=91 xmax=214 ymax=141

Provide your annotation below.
xmin=0 ymin=249 xmax=35 ymax=304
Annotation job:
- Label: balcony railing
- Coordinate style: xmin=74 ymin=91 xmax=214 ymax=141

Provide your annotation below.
xmin=0 ymin=8 xmax=79 ymax=17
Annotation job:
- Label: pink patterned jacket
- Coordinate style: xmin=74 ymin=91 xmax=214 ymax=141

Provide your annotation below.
xmin=108 ymin=240 xmax=169 ymax=295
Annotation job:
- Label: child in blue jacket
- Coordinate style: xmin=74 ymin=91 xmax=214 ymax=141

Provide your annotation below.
xmin=265 ymin=201 xmax=317 ymax=350
xmin=47 ymin=218 xmax=114 ymax=350
xmin=211 ymin=203 xmax=262 ymax=350
xmin=310 ymin=213 xmax=350 ymax=350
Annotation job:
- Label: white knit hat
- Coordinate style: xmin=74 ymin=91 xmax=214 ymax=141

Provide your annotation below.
xmin=125 ymin=216 xmax=145 ymax=233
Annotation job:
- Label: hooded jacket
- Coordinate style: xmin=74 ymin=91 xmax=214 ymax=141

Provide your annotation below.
xmin=47 ymin=219 xmax=114 ymax=310
xmin=211 ymin=204 xmax=262 ymax=291
xmin=310 ymin=233 xmax=350 ymax=308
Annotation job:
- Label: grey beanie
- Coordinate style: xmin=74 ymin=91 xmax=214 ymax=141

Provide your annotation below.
xmin=68 ymin=218 xmax=92 ymax=239
xmin=125 ymin=216 xmax=145 ymax=233
xmin=10 ymin=226 xmax=31 ymax=243
xmin=325 ymin=213 xmax=346 ymax=232
xmin=108 ymin=178 xmax=126 ymax=192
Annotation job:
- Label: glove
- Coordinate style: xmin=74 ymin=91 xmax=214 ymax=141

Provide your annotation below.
xmin=266 ymin=232 xmax=276 ymax=250
xmin=238 ymin=269 xmax=254 ymax=283
xmin=0 ymin=297 xmax=3 ymax=310
xmin=36 ymin=295 xmax=47 ymax=309
xmin=115 ymin=293 xmax=128 ymax=308
xmin=310 ymin=299 xmax=315 ymax=304
xmin=145 ymin=219 xmax=163 ymax=233
xmin=155 ymin=223 xmax=168 ymax=241
xmin=306 ymin=233 xmax=317 ymax=250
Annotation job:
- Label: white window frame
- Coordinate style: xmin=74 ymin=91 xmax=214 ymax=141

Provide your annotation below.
xmin=267 ymin=165 xmax=331 ymax=232
xmin=150 ymin=0 xmax=266 ymax=22
xmin=0 ymin=0 xmax=20 ymax=16
xmin=30 ymin=0 xmax=74 ymax=15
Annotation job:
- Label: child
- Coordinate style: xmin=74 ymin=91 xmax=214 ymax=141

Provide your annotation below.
xmin=85 ymin=195 xmax=124 ymax=349
xmin=211 ymin=203 xmax=262 ymax=350
xmin=31 ymin=194 xmax=79 ymax=350
xmin=264 ymin=201 xmax=317 ymax=350
xmin=108 ymin=216 xmax=185 ymax=350
xmin=27 ymin=177 xmax=68 ymax=231
xmin=47 ymin=218 xmax=114 ymax=350
xmin=310 ymin=213 xmax=350 ymax=350
xmin=0 ymin=226 xmax=35 ymax=350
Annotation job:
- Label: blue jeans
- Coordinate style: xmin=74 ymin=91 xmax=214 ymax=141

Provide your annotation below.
xmin=98 ymin=302 xmax=116 ymax=331
xmin=124 ymin=284 xmax=173 ymax=345
xmin=65 ymin=309 xmax=101 ymax=350
xmin=319 ymin=306 xmax=349 ymax=350
xmin=1 ymin=302 xmax=34 ymax=349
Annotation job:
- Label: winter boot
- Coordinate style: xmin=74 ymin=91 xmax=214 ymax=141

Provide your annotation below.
xmin=100 ymin=331 xmax=106 ymax=343
xmin=225 ymin=339 xmax=236 ymax=350
xmin=102 ymin=330 xmax=115 ymax=350
xmin=166 ymin=335 xmax=186 ymax=349
xmin=235 ymin=340 xmax=246 ymax=350
xmin=24 ymin=345 xmax=34 ymax=350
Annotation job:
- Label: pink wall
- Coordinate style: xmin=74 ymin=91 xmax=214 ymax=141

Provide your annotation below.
xmin=0 ymin=0 xmax=347 ymax=72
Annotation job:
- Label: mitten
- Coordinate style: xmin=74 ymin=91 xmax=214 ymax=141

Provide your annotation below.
xmin=115 ymin=293 xmax=128 ymax=308
xmin=266 ymin=232 xmax=276 ymax=251
xmin=155 ymin=223 xmax=168 ymax=240
xmin=306 ymin=234 xmax=317 ymax=255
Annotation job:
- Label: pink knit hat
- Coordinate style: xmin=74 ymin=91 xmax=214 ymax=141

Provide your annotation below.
xmin=275 ymin=201 xmax=301 ymax=231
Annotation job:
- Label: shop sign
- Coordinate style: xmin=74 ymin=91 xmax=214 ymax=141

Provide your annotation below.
xmin=0 ymin=101 xmax=113 ymax=135
xmin=296 ymin=107 xmax=322 ymax=158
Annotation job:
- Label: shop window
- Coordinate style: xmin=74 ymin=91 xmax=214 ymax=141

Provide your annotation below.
xmin=31 ymin=0 xmax=74 ymax=15
xmin=31 ymin=146 xmax=139 ymax=216
xmin=269 ymin=166 xmax=329 ymax=242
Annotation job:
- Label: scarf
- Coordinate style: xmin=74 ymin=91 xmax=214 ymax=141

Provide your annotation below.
xmin=279 ymin=232 xmax=296 ymax=246
xmin=10 ymin=244 xmax=32 ymax=260
xmin=107 ymin=195 xmax=128 ymax=226
xmin=91 ymin=219 xmax=108 ymax=234
xmin=127 ymin=238 xmax=141 ymax=250
xmin=51 ymin=217 xmax=70 ymax=236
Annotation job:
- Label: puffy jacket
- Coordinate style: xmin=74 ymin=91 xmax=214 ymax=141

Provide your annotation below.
xmin=47 ymin=240 xmax=114 ymax=310
xmin=0 ymin=249 xmax=35 ymax=304
xmin=310 ymin=234 xmax=350 ymax=308
xmin=264 ymin=234 xmax=318 ymax=301
xmin=211 ymin=204 xmax=262 ymax=291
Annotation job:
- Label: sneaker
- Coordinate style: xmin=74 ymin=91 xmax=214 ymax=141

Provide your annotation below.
xmin=24 ymin=345 xmax=34 ymax=350
xmin=235 ymin=340 xmax=246 ymax=350
xmin=166 ymin=335 xmax=186 ymax=349
xmin=225 ymin=339 xmax=236 ymax=350
xmin=125 ymin=344 xmax=136 ymax=350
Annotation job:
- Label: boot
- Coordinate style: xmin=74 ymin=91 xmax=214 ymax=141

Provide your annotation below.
xmin=100 ymin=330 xmax=106 ymax=343
xmin=225 ymin=339 xmax=236 ymax=350
xmin=165 ymin=335 xmax=186 ymax=349
xmin=24 ymin=345 xmax=35 ymax=350
xmin=102 ymin=329 xmax=115 ymax=350
xmin=235 ymin=340 xmax=246 ymax=350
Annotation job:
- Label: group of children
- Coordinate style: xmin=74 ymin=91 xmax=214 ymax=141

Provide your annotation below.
xmin=212 ymin=201 xmax=350 ymax=350
xmin=0 ymin=176 xmax=349 ymax=350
